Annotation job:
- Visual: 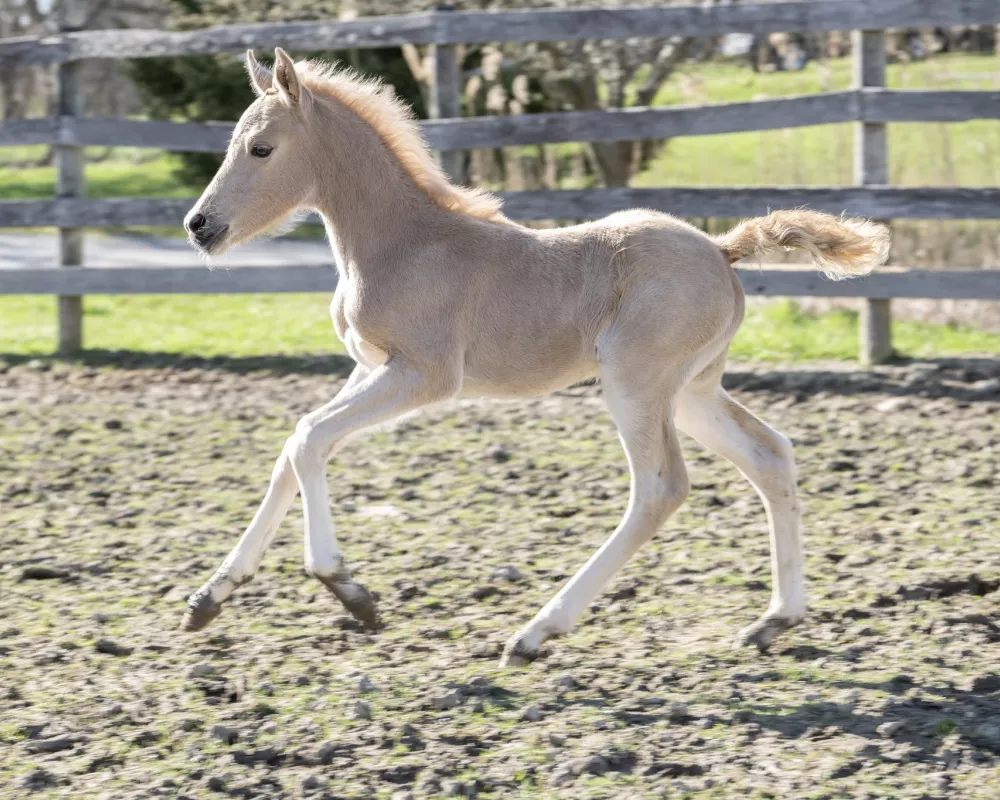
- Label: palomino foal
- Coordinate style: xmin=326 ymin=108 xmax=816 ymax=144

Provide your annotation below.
xmin=182 ymin=49 xmax=889 ymax=665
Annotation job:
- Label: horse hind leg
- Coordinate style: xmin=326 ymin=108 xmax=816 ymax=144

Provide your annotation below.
xmin=676 ymin=367 xmax=805 ymax=651
xmin=501 ymin=354 xmax=690 ymax=665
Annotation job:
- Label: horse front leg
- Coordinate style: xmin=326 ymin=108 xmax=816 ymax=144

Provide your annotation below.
xmin=182 ymin=364 xmax=370 ymax=631
xmin=285 ymin=359 xmax=460 ymax=628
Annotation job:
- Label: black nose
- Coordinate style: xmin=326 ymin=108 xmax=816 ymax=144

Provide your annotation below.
xmin=187 ymin=213 xmax=206 ymax=234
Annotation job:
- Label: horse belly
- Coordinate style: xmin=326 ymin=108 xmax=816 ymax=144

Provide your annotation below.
xmin=462 ymin=330 xmax=598 ymax=398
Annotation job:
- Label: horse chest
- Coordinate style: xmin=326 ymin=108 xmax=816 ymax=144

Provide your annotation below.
xmin=333 ymin=282 xmax=391 ymax=370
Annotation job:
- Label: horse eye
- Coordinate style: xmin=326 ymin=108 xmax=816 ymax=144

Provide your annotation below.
xmin=251 ymin=144 xmax=273 ymax=158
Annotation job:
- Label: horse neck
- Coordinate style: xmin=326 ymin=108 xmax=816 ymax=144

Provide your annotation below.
xmin=307 ymin=98 xmax=440 ymax=273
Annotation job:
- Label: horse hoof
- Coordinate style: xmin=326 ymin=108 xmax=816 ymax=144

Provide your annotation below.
xmin=182 ymin=589 xmax=223 ymax=631
xmin=499 ymin=636 xmax=541 ymax=668
xmin=735 ymin=614 xmax=801 ymax=652
xmin=319 ymin=576 xmax=383 ymax=632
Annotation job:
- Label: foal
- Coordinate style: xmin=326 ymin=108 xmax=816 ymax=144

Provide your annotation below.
xmin=182 ymin=49 xmax=890 ymax=665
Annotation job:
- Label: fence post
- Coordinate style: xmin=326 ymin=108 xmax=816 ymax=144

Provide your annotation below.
xmin=852 ymin=29 xmax=891 ymax=365
xmin=56 ymin=2 xmax=86 ymax=354
xmin=430 ymin=4 xmax=464 ymax=184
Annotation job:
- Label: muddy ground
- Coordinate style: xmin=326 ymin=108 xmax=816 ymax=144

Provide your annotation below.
xmin=1 ymin=354 xmax=999 ymax=799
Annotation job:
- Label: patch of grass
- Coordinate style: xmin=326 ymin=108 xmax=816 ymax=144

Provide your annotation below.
xmin=0 ymin=153 xmax=188 ymax=201
xmin=637 ymin=53 xmax=1000 ymax=189
xmin=0 ymin=294 xmax=345 ymax=358
xmin=730 ymin=299 xmax=1000 ymax=361
xmin=1 ymin=294 xmax=998 ymax=362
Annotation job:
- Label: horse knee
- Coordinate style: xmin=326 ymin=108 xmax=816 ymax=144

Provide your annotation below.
xmin=636 ymin=469 xmax=689 ymax=522
xmin=284 ymin=424 xmax=324 ymax=475
xmin=753 ymin=430 xmax=797 ymax=497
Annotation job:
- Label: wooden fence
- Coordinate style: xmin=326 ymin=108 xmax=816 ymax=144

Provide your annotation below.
xmin=1 ymin=0 xmax=999 ymax=363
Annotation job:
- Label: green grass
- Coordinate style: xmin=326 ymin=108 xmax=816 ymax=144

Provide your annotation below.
xmin=0 ymin=294 xmax=344 ymax=359
xmin=636 ymin=53 xmax=1000 ymax=189
xmin=1 ymin=295 xmax=997 ymax=361
xmin=0 ymin=152 xmax=188 ymax=200
xmin=730 ymin=299 xmax=1000 ymax=360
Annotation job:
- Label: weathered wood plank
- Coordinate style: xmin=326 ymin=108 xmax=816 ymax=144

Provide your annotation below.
xmin=0 ymin=265 xmax=337 ymax=294
xmin=3 ymin=0 xmax=999 ymax=67
xmin=737 ymin=268 xmax=1000 ymax=301
xmin=3 ymin=264 xmax=997 ymax=300
xmin=69 ymin=117 xmax=233 ymax=151
xmin=441 ymin=1 xmax=1000 ymax=46
xmin=495 ymin=187 xmax=1000 ymax=222
xmin=56 ymin=40 xmax=85 ymax=355
xmin=854 ymin=29 xmax=892 ymax=365
xmin=0 ymin=13 xmax=438 ymax=68
xmin=2 ymin=90 xmax=995 ymax=152
xmin=0 ymin=117 xmax=60 ymax=146
xmin=4 ymin=187 xmax=1000 ymax=229
xmin=863 ymin=89 xmax=1000 ymax=123
xmin=430 ymin=7 xmax=465 ymax=184
xmin=425 ymin=92 xmax=860 ymax=149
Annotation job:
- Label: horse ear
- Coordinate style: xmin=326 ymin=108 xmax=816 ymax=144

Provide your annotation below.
xmin=273 ymin=47 xmax=301 ymax=105
xmin=246 ymin=50 xmax=271 ymax=96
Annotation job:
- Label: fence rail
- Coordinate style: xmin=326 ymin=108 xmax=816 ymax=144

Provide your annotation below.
xmin=1 ymin=0 xmax=999 ymax=363
xmin=4 ymin=187 xmax=999 ymax=228
xmin=3 ymin=89 xmax=999 ymax=153
xmin=4 ymin=265 xmax=997 ymax=301
xmin=2 ymin=0 xmax=999 ymax=66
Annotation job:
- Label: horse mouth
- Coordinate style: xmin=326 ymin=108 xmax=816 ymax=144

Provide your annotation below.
xmin=190 ymin=224 xmax=230 ymax=256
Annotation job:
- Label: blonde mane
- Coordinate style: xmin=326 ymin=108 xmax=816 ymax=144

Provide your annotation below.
xmin=297 ymin=61 xmax=509 ymax=224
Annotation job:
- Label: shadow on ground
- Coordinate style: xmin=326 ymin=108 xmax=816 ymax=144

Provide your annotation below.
xmin=0 ymin=349 xmax=357 ymax=377
xmin=2 ymin=352 xmax=997 ymax=402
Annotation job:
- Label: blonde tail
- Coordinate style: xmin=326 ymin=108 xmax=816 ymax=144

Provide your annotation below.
xmin=714 ymin=209 xmax=890 ymax=280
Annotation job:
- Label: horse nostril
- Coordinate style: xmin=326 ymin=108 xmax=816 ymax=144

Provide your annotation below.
xmin=188 ymin=213 xmax=206 ymax=233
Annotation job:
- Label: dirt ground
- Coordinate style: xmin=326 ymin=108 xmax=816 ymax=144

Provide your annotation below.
xmin=1 ymin=354 xmax=999 ymax=799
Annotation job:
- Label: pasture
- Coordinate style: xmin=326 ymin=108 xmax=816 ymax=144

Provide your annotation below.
xmin=2 ymin=355 xmax=999 ymax=798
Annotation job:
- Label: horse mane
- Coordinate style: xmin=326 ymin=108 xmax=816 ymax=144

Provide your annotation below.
xmin=296 ymin=60 xmax=509 ymax=225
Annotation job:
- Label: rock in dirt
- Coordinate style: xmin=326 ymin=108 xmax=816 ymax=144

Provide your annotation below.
xmin=301 ymin=773 xmax=324 ymax=792
xmin=209 ymin=724 xmax=239 ymax=745
xmin=667 ymin=702 xmax=691 ymax=721
xmin=488 ymin=445 xmax=511 ymax=463
xmin=94 ymin=638 xmax=133 ymax=657
xmin=352 ymin=700 xmax=372 ymax=720
xmin=970 ymin=674 xmax=1000 ymax=694
xmin=471 ymin=585 xmax=500 ymax=600
xmin=556 ymin=673 xmax=577 ymax=690
xmin=25 ymin=734 xmax=85 ymax=753
xmin=187 ymin=663 xmax=215 ymax=679
xmin=520 ymin=705 xmax=542 ymax=722
xmin=571 ymin=755 xmax=609 ymax=776
xmin=491 ymin=565 xmax=523 ymax=582
xmin=357 ymin=675 xmax=376 ymax=693
xmin=19 ymin=566 xmax=70 ymax=581
xmin=432 ymin=690 xmax=462 ymax=710
xmin=20 ymin=768 xmax=56 ymax=791
xmin=877 ymin=720 xmax=905 ymax=738
xmin=876 ymin=397 xmax=914 ymax=413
